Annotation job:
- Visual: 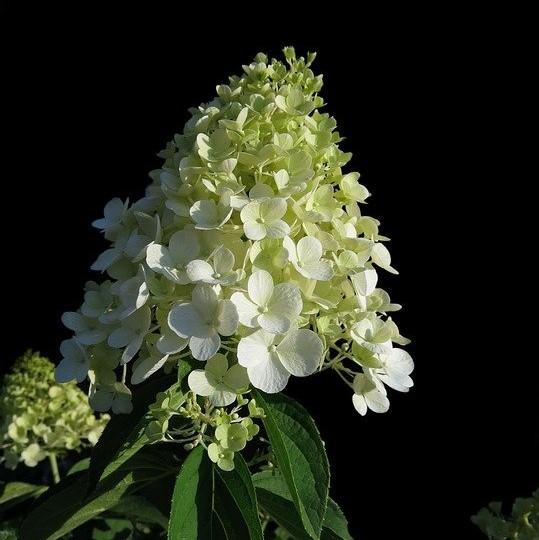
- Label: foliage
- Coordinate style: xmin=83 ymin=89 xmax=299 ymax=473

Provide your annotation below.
xmin=473 ymin=489 xmax=539 ymax=540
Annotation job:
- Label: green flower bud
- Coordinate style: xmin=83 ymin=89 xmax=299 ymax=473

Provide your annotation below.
xmin=248 ymin=399 xmax=265 ymax=418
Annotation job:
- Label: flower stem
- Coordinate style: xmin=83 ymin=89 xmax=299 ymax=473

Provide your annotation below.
xmin=48 ymin=453 xmax=60 ymax=484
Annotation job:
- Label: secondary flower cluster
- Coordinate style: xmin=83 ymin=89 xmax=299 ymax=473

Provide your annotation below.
xmin=57 ymin=47 xmax=413 ymax=417
xmin=1 ymin=351 xmax=108 ymax=469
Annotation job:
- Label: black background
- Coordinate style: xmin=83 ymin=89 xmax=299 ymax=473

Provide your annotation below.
xmin=1 ymin=3 xmax=537 ymax=539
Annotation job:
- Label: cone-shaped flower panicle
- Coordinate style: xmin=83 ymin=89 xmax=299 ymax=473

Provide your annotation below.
xmin=59 ymin=47 xmax=413 ymax=415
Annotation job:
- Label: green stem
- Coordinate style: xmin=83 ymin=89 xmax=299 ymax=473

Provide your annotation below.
xmin=48 ymin=453 xmax=60 ymax=484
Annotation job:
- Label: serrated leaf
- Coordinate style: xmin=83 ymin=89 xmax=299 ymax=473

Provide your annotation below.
xmin=19 ymin=448 xmax=176 ymax=540
xmin=87 ymin=374 xmax=175 ymax=493
xmin=168 ymin=446 xmax=213 ymax=539
xmin=168 ymin=448 xmax=263 ymax=540
xmin=253 ymin=390 xmax=330 ymax=539
xmin=253 ymin=471 xmax=353 ymax=540
xmin=214 ymin=454 xmax=263 ymax=540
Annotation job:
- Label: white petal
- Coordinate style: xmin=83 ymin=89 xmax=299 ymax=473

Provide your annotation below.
xmin=91 ymin=248 xmax=120 ymax=272
xmin=371 ymin=243 xmax=398 ymax=274
xmin=269 ymin=284 xmax=302 ymax=318
xmin=156 ymin=329 xmax=188 ymax=354
xmin=146 ymin=243 xmax=174 ymax=274
xmin=258 ymin=313 xmax=291 ymax=334
xmin=352 ymin=394 xmax=368 ymax=416
xmin=59 ymin=338 xmax=88 ymax=365
xmin=55 ymin=357 xmax=87 ymax=383
xmin=216 ymin=300 xmax=239 ymax=336
xmin=186 ymin=260 xmax=215 ymax=283
xmin=351 ymin=268 xmax=378 ymax=296
xmin=168 ymin=303 xmax=209 ymax=338
xmin=260 ymin=197 xmax=287 ymax=222
xmin=237 ymin=330 xmax=275 ymax=368
xmin=248 ymin=270 xmax=274 ymax=307
xmin=108 ymin=327 xmax=135 ymax=348
xmin=169 ymin=229 xmax=200 ymax=265
xmin=247 ymin=354 xmax=290 ymax=393
xmin=244 ymin=221 xmax=267 ymax=241
xmin=365 ymin=390 xmax=390 ymax=413
xmin=240 ymin=201 xmax=261 ymax=223
xmin=190 ymin=199 xmax=218 ymax=228
xmin=265 ymin=220 xmax=290 ymax=239
xmin=188 ymin=370 xmax=215 ymax=396
xmin=61 ymin=312 xmax=87 ymax=332
xmin=250 ymin=183 xmax=274 ymax=199
xmin=213 ymin=247 xmax=235 ymax=274
xmin=191 ymin=284 xmax=218 ymax=319
xmin=77 ymin=329 xmax=107 ymax=346
xmin=209 ymin=387 xmax=237 ymax=407
xmin=276 ymin=329 xmax=323 ymax=377
xmin=282 ymin=236 xmax=298 ymax=264
xmin=121 ymin=335 xmax=144 ymax=364
xmin=297 ymin=236 xmax=323 ymax=264
xmin=300 ymin=261 xmax=334 ymax=281
xmin=104 ymin=197 xmax=125 ymax=221
xmin=387 ymin=348 xmax=414 ymax=375
xmin=189 ymin=333 xmax=221 ymax=361
xmin=131 ymin=354 xmax=169 ymax=384
xmin=230 ymin=292 xmax=259 ymax=328
xmin=274 ymin=169 xmax=290 ymax=190
xmin=379 ymin=372 xmax=413 ymax=392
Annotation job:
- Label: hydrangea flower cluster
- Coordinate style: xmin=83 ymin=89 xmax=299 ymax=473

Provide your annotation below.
xmin=1 ymin=351 xmax=108 ymax=469
xmin=57 ymin=47 xmax=413 ymax=418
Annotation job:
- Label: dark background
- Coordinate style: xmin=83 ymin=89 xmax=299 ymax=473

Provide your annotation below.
xmin=1 ymin=3 xmax=537 ymax=539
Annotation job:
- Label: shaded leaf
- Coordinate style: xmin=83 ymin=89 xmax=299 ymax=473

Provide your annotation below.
xmin=253 ymin=471 xmax=352 ymax=540
xmin=253 ymin=390 xmax=330 ymax=539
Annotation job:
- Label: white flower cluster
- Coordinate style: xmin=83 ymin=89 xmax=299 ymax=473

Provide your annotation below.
xmin=57 ymin=47 xmax=414 ymax=416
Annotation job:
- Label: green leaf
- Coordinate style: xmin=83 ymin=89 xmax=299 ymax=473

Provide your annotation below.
xmin=19 ymin=448 xmax=177 ymax=540
xmin=111 ymin=494 xmax=168 ymax=528
xmin=214 ymin=454 xmax=263 ymax=540
xmin=87 ymin=373 xmax=175 ymax=492
xmin=168 ymin=448 xmax=263 ymax=540
xmin=253 ymin=471 xmax=352 ymax=540
xmin=0 ymin=481 xmax=48 ymax=510
xmin=168 ymin=446 xmax=213 ymax=539
xmin=67 ymin=457 xmax=90 ymax=476
xmin=253 ymin=390 xmax=330 ymax=539
xmin=321 ymin=499 xmax=353 ymax=540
